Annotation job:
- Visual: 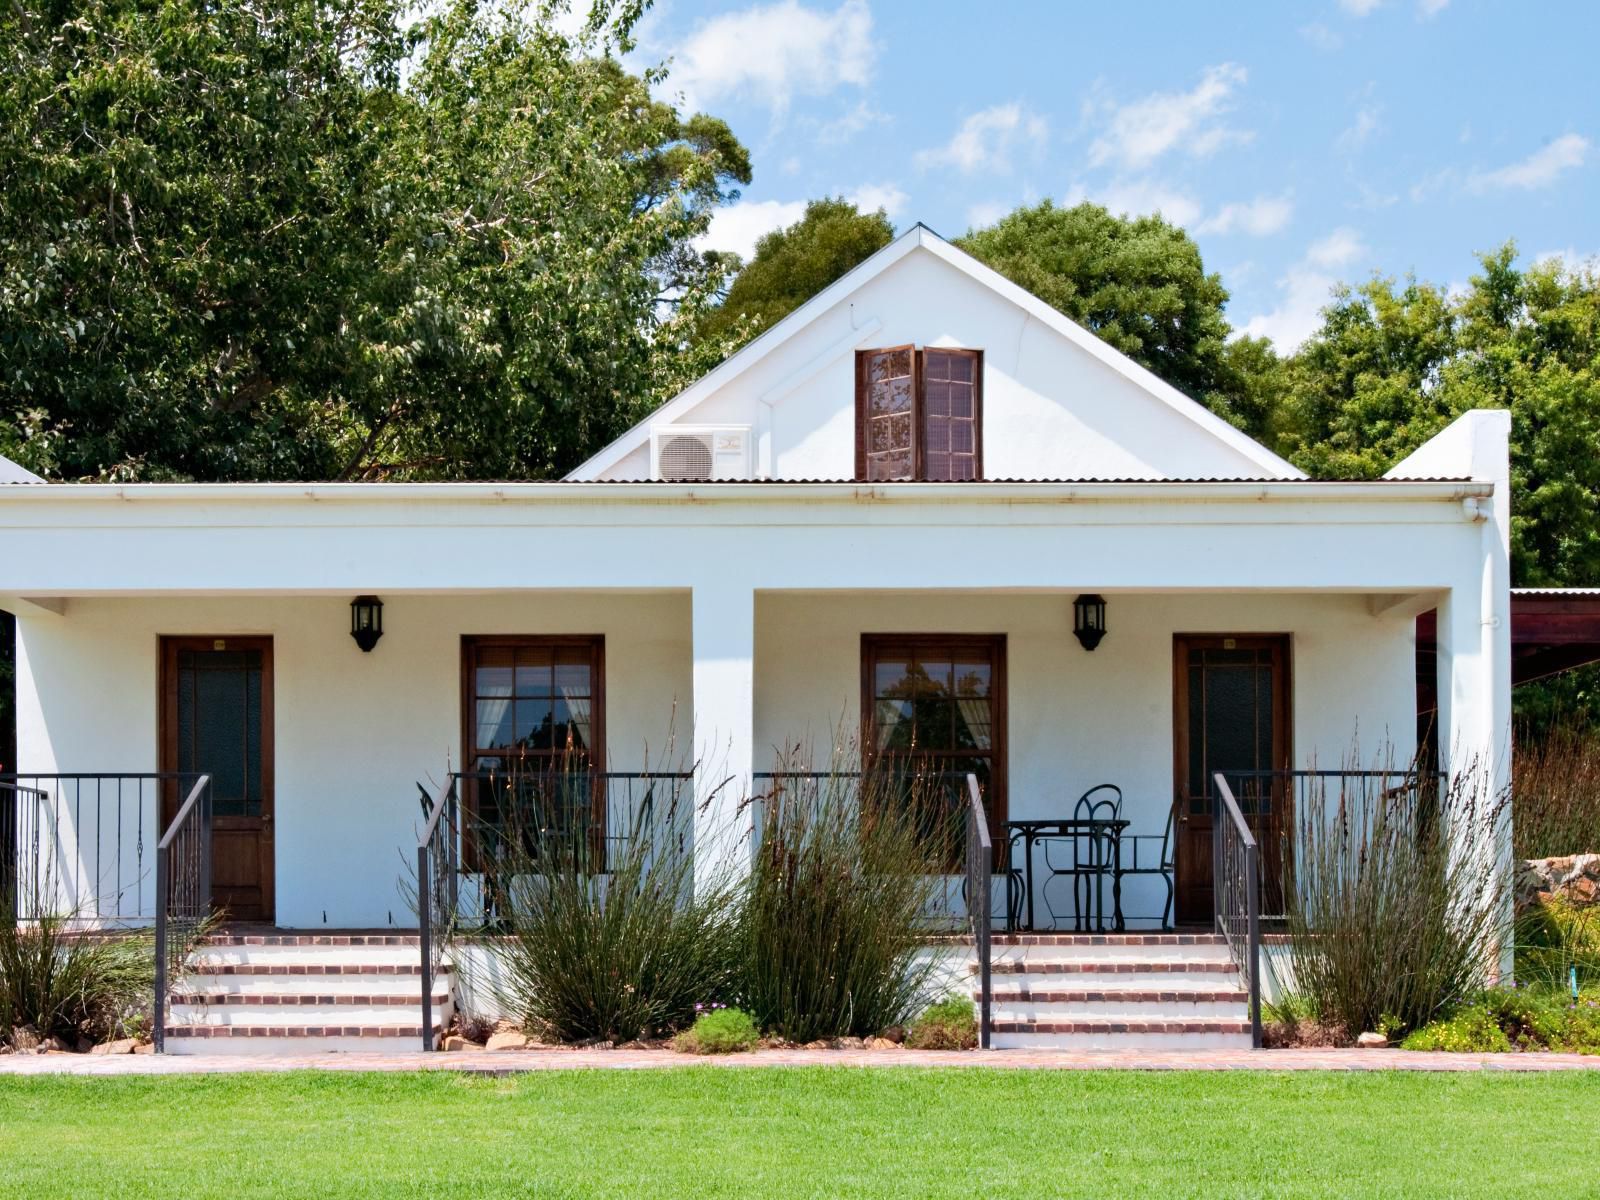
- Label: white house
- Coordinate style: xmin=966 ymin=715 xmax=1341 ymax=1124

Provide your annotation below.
xmin=0 ymin=225 xmax=1512 ymax=1051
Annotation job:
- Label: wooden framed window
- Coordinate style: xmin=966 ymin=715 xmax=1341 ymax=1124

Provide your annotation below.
xmin=855 ymin=346 xmax=983 ymax=481
xmin=861 ymin=634 xmax=1007 ymax=857
xmin=460 ymin=636 xmax=606 ymax=861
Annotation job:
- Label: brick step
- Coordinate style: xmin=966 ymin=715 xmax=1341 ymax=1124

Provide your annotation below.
xmin=202 ymin=933 xmax=422 ymax=947
xmin=186 ymin=962 xmax=437 ymax=977
xmin=983 ymin=988 xmax=1248 ymax=1004
xmin=162 ymin=1023 xmax=444 ymax=1055
xmin=987 ymin=959 xmax=1237 ymax=976
xmin=989 ymin=933 xmax=1226 ymax=947
xmin=989 ymin=1018 xmax=1253 ymax=1051
xmin=172 ymin=991 xmax=448 ymax=1007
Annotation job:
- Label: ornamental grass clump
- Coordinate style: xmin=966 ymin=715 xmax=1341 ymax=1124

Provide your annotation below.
xmin=1277 ymin=762 xmax=1511 ymax=1039
xmin=739 ymin=753 xmax=956 ymax=1044
xmin=671 ymin=1006 xmax=758 ymax=1054
xmin=484 ymin=760 xmax=744 ymax=1044
xmin=906 ymin=995 xmax=977 ymax=1050
xmin=0 ymin=902 xmax=155 ymax=1048
xmin=1513 ymin=723 xmax=1600 ymax=859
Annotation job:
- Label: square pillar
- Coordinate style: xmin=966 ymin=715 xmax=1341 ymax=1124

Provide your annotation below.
xmin=691 ymin=583 xmax=755 ymax=892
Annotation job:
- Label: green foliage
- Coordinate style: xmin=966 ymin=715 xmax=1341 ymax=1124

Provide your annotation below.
xmin=698 ymin=198 xmax=895 ymax=351
xmin=739 ymin=765 xmax=954 ymax=1044
xmin=485 ymin=772 xmax=744 ymax=1044
xmin=1516 ymin=897 xmax=1600 ymax=992
xmin=0 ymin=0 xmax=749 ymax=482
xmin=958 ymin=201 xmax=1273 ymax=439
xmin=1279 ymin=247 xmax=1600 ymax=588
xmin=905 ymin=995 xmax=977 ymax=1050
xmin=0 ymin=908 xmax=155 ymax=1045
xmin=1403 ymin=986 xmax=1600 ymax=1054
xmin=671 ymin=1006 xmax=758 ymax=1054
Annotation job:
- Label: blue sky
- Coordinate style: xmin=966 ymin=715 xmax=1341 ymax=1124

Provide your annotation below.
xmin=621 ymin=0 xmax=1599 ymax=350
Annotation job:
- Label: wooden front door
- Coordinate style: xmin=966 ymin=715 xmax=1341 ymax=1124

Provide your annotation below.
xmin=161 ymin=637 xmax=274 ymax=921
xmin=1172 ymin=635 xmax=1289 ymax=926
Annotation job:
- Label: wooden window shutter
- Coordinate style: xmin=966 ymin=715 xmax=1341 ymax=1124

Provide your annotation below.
xmin=920 ymin=348 xmax=982 ymax=481
xmin=856 ymin=345 xmax=916 ymax=481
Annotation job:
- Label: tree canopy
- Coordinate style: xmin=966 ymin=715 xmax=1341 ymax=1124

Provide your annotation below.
xmin=0 ymin=0 xmax=748 ymax=482
xmin=696 ymin=198 xmax=895 ymax=350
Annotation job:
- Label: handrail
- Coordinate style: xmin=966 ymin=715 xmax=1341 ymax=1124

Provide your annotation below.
xmin=154 ymin=774 xmax=212 ymax=1054
xmin=964 ymin=773 xmax=993 ymax=1050
xmin=1211 ymin=772 xmax=1262 ymax=1049
xmin=416 ymin=777 xmax=459 ymax=1052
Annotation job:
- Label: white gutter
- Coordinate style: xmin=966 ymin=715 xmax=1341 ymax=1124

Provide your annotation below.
xmin=0 ymin=480 xmax=1491 ymax=506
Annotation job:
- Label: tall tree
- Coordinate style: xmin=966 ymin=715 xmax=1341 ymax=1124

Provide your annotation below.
xmin=1279 ymin=246 xmax=1600 ymax=588
xmin=0 ymin=0 xmax=749 ymax=482
xmin=698 ymin=198 xmax=895 ymax=351
xmin=957 ymin=201 xmax=1273 ymax=439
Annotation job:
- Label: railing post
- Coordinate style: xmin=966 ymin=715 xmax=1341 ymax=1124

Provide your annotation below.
xmin=153 ymin=842 xmax=168 ymax=1055
xmin=1245 ymin=839 xmax=1262 ymax=1049
xmin=1212 ymin=790 xmax=1223 ymax=936
xmin=417 ymin=842 xmax=433 ymax=1052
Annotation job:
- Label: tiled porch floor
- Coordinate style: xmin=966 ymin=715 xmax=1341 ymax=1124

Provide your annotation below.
xmin=3 ymin=1046 xmax=1597 ymax=1075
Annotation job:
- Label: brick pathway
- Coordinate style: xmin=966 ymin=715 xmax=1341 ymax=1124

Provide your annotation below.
xmin=2 ymin=1046 xmax=1598 ymax=1075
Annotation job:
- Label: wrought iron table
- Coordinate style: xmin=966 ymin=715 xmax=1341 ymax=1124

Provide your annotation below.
xmin=1003 ymin=817 xmax=1130 ymax=932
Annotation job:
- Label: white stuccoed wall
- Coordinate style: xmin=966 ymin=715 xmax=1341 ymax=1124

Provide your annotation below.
xmin=16 ymin=592 xmax=692 ymax=928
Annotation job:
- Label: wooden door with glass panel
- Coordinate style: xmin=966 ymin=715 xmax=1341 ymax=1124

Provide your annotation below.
xmin=861 ymin=634 xmax=1006 ymax=856
xmin=1172 ymin=635 xmax=1290 ymax=926
xmin=160 ymin=637 xmax=274 ymax=922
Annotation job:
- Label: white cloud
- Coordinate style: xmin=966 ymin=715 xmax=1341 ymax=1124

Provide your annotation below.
xmin=1533 ymin=247 xmax=1600 ymax=276
xmin=1068 ymin=179 xmax=1203 ymax=228
xmin=966 ymin=201 xmax=1011 ymax=230
xmin=1339 ymin=0 xmax=1384 ymax=15
xmin=847 ymin=183 xmax=908 ymax=219
xmin=696 ymin=199 xmax=807 ymax=262
xmin=813 ymin=100 xmax=889 ymax=145
xmin=1300 ymin=22 xmax=1343 ymax=51
xmin=1470 ymin=134 xmax=1591 ymax=191
xmin=1239 ymin=228 xmax=1368 ymax=351
xmin=1336 ymin=104 xmax=1382 ymax=154
xmin=915 ymin=104 xmax=1049 ymax=175
xmin=666 ymin=0 xmax=873 ymax=115
xmin=1086 ymin=64 xmax=1251 ymax=171
xmin=1418 ymin=0 xmax=1450 ymax=16
xmin=1197 ymin=194 xmax=1294 ymax=237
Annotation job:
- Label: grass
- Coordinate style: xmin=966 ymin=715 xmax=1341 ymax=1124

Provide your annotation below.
xmin=0 ymin=1069 xmax=1596 ymax=1198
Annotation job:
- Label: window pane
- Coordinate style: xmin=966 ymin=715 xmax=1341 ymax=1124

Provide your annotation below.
xmin=476 ymin=699 xmax=514 ymax=751
xmin=514 ymin=699 xmax=557 ymax=750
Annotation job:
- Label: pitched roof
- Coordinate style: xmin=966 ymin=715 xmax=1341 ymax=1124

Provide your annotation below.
xmin=567 ymin=223 xmax=1303 ymax=481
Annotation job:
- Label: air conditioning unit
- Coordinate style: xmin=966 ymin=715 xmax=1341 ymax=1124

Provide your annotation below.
xmin=650 ymin=425 xmax=751 ymax=481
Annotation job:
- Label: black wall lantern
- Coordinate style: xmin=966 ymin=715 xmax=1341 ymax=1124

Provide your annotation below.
xmin=1073 ymin=593 xmax=1107 ymax=651
xmin=350 ymin=595 xmax=384 ymax=652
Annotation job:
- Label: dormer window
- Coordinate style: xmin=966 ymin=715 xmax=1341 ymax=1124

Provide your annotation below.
xmin=855 ymin=346 xmax=983 ymax=481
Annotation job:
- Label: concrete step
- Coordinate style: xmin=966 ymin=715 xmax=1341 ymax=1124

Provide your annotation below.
xmin=990 ymin=1019 xmax=1254 ymax=1051
xmin=187 ymin=945 xmax=429 ymax=969
xmin=989 ymin=934 xmax=1233 ymax=965
xmin=162 ymin=1025 xmax=444 ymax=1056
xmin=174 ymin=973 xmax=439 ymax=997
xmin=170 ymin=1002 xmax=451 ymax=1027
xmin=982 ymin=988 xmax=1249 ymax=1022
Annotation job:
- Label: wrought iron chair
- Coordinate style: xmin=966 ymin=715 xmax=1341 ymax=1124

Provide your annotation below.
xmin=1040 ymin=784 xmax=1122 ymax=931
xmin=1115 ymin=798 xmax=1177 ymax=931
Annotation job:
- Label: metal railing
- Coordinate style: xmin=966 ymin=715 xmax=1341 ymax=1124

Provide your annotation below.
xmin=416 ymin=777 xmax=459 ymax=1052
xmin=964 ymin=773 xmax=993 ymax=1050
xmin=153 ymin=775 xmax=213 ymax=1054
xmin=2 ymin=773 xmax=204 ymax=922
xmin=1211 ymin=772 xmax=1262 ymax=1048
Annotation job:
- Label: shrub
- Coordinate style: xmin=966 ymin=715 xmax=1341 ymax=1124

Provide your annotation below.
xmin=1274 ymin=764 xmax=1510 ymax=1038
xmin=485 ymin=764 xmax=744 ymax=1044
xmin=1515 ymin=896 xmax=1600 ymax=992
xmin=1400 ymin=1003 xmax=1512 ymax=1053
xmin=671 ymin=1007 xmax=758 ymax=1054
xmin=0 ymin=906 xmax=155 ymax=1046
xmin=1513 ymin=723 xmax=1600 ymax=859
xmin=1402 ymin=987 xmax=1600 ymax=1054
xmin=739 ymin=758 xmax=956 ymax=1044
xmin=906 ymin=995 xmax=977 ymax=1050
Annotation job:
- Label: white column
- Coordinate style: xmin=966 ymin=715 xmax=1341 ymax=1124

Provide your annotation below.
xmin=691 ymin=582 xmax=756 ymax=892
xmin=1434 ymin=413 xmax=1513 ymax=977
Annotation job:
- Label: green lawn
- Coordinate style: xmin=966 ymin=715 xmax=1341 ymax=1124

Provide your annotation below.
xmin=0 ymin=1068 xmax=1593 ymax=1198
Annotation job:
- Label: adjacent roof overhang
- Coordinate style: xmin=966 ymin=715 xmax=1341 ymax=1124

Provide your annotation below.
xmin=1417 ymin=588 xmax=1600 ymax=691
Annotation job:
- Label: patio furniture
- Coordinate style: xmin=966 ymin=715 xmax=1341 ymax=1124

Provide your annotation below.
xmin=1114 ymin=797 xmax=1177 ymax=930
xmin=1004 ymin=787 xmax=1128 ymax=932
